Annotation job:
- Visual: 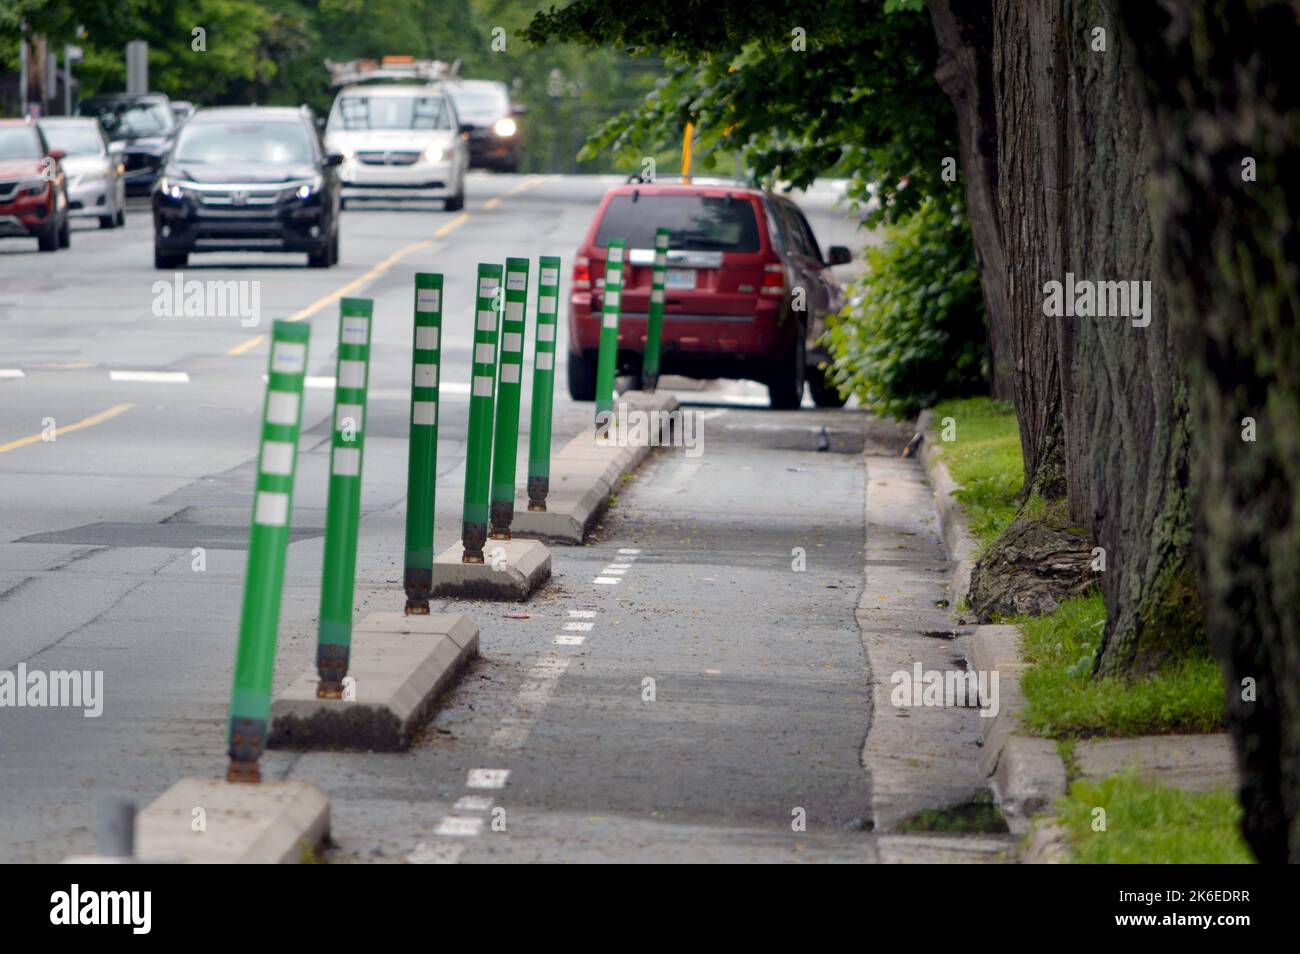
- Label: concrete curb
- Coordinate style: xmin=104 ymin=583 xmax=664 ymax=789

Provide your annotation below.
xmin=914 ymin=408 xmax=979 ymax=609
xmin=432 ymin=538 xmax=551 ymax=601
xmin=512 ymin=390 xmax=680 ymax=544
xmin=967 ymin=625 xmax=1068 ymax=839
xmin=269 ymin=612 xmax=479 ymax=751
xmin=136 ymin=778 xmax=329 ymax=864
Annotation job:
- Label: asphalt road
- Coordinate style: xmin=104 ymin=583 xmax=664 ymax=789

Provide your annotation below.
xmin=0 ymin=173 xmax=1002 ymax=863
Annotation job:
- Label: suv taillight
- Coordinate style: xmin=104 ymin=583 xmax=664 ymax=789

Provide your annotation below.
xmin=573 ymin=256 xmax=591 ymax=289
xmin=761 ymin=263 xmax=785 ymax=295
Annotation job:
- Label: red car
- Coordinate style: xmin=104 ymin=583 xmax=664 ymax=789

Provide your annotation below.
xmin=0 ymin=119 xmax=70 ymax=252
xmin=567 ymin=179 xmax=851 ymax=409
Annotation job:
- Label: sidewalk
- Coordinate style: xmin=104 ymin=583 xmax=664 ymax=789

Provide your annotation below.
xmin=856 ymin=418 xmax=1014 ymax=861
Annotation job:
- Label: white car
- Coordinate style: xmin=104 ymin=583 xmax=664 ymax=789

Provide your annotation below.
xmin=38 ymin=118 xmax=126 ymax=229
xmin=324 ymin=83 xmax=467 ymax=210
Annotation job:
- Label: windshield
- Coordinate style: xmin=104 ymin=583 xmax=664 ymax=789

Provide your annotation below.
xmin=595 ymin=194 xmax=762 ymax=253
xmin=331 ymin=93 xmax=451 ymax=131
xmin=174 ymin=121 xmax=315 ymax=164
xmin=40 ymin=124 xmax=103 ymax=157
xmin=0 ymin=126 xmax=43 ymax=161
xmin=447 ymin=85 xmax=508 ymax=117
xmin=79 ymin=101 xmax=174 ymax=140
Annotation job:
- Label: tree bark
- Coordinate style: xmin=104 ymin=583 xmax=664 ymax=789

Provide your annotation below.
xmin=925 ymin=0 xmax=1014 ymax=405
xmin=969 ymin=0 xmax=1203 ymax=675
xmin=1121 ymin=0 xmax=1300 ymax=864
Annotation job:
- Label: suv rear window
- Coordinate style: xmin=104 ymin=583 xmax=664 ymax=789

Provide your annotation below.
xmin=594 ymin=193 xmax=761 ymax=253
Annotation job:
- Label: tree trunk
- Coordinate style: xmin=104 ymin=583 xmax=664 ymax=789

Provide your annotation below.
xmin=971 ymin=0 xmax=1203 ymax=675
xmin=926 ymin=0 xmax=1015 ymax=405
xmin=1121 ymin=0 xmax=1300 ymax=864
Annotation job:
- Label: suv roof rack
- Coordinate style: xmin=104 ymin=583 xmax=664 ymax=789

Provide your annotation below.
xmin=326 ymin=57 xmax=461 ymax=87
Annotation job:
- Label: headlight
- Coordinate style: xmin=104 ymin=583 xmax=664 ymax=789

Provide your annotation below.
xmin=157 ymin=177 xmax=185 ymax=199
xmin=18 ymin=177 xmax=47 ymax=197
xmin=422 ymin=145 xmax=444 ymax=163
xmin=294 ymin=175 xmax=324 ymax=200
xmin=492 ymin=117 xmax=517 ymax=138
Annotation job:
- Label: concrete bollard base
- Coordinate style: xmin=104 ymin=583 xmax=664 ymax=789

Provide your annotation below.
xmin=134 ymin=778 xmax=329 ymax=864
xmin=432 ymin=538 xmax=551 ymax=600
xmin=268 ymin=612 xmax=479 ymax=751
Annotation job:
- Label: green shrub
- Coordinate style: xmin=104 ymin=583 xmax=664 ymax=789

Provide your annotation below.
xmin=824 ymin=198 xmax=987 ymax=418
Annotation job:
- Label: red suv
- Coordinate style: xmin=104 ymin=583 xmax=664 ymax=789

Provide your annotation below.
xmin=0 ymin=120 xmax=70 ymax=253
xmin=567 ymin=179 xmax=851 ymax=409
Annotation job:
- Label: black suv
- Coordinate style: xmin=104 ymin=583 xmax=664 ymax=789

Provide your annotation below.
xmin=152 ymin=107 xmax=342 ymax=269
xmin=445 ymin=80 xmax=523 ymax=173
xmin=75 ymin=93 xmax=175 ymax=195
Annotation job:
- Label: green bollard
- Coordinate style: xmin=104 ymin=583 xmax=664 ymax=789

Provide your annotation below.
xmin=403 ymin=273 xmax=443 ymax=614
xmin=594 ymin=237 xmax=625 ymax=425
xmin=316 ymin=298 xmax=374 ymax=698
xmin=228 ymin=320 xmax=310 ymax=783
xmin=490 ymin=257 xmax=530 ymax=539
xmin=642 ymin=228 xmax=670 ymax=393
xmin=462 ymin=263 xmax=503 ymax=563
xmin=527 ymin=255 xmax=562 ymax=512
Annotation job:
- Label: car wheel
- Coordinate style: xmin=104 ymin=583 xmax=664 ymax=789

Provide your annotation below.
xmin=567 ymin=349 xmax=598 ymax=402
xmin=807 ymin=362 xmax=848 ymax=408
xmin=154 ymin=244 xmax=188 ymax=269
xmin=57 ymin=215 xmax=71 ymax=248
xmin=37 ymin=219 xmax=59 ymax=253
xmin=307 ymin=241 xmax=333 ymax=268
xmin=766 ymin=328 xmax=806 ymax=410
xmin=99 ymin=215 xmax=115 ymax=229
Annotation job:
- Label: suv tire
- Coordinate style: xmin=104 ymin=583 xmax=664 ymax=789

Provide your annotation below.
xmin=154 ymin=244 xmax=188 ymax=269
xmin=767 ymin=328 xmax=806 ymax=410
xmin=444 ymin=181 xmax=465 ymax=212
xmin=37 ymin=219 xmax=60 ymax=252
xmin=808 ymin=362 xmax=848 ymax=408
xmin=567 ymin=349 xmax=598 ymax=401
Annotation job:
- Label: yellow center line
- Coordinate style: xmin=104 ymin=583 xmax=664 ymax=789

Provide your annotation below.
xmin=225 ymin=211 xmax=473 ymax=357
xmin=0 ymin=403 xmax=134 ymax=456
xmin=483 ymin=176 xmax=543 ymax=211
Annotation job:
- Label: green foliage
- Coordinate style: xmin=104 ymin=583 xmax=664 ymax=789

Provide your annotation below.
xmin=927 ymin=397 xmax=1022 ymax=545
xmin=1018 ymin=592 xmax=1226 ymax=738
xmin=525 ymin=0 xmax=956 ymax=227
xmin=1055 ymin=773 xmax=1252 ymax=864
xmin=826 ymin=200 xmax=987 ymax=418
xmin=2 ymin=0 xmax=659 ymax=174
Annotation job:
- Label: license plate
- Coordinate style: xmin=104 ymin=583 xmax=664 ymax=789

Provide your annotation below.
xmin=665 ymin=268 xmax=696 ymax=290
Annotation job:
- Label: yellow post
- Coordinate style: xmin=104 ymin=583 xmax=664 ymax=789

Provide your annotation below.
xmin=681 ymin=122 xmax=694 ymax=183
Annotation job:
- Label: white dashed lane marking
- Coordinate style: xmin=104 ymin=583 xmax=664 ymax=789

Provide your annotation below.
xmin=408 ymin=843 xmax=464 ymax=864
xmin=434 ymin=816 xmax=485 ymax=837
xmin=109 ymin=370 xmax=189 ymax=384
xmin=466 ymin=768 xmax=511 ymax=790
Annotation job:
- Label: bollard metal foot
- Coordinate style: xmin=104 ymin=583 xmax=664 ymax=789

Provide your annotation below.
xmin=462 ymin=521 xmax=487 ymax=564
xmin=489 ymin=501 xmax=513 ymax=540
xmin=226 ymin=759 xmax=262 ymax=784
xmin=316 ymin=643 xmax=349 ymax=694
xmin=404 ymin=598 xmax=430 ymax=615
xmin=316 ymin=681 xmax=343 ymax=700
xmin=527 ymin=476 xmax=548 ymax=513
